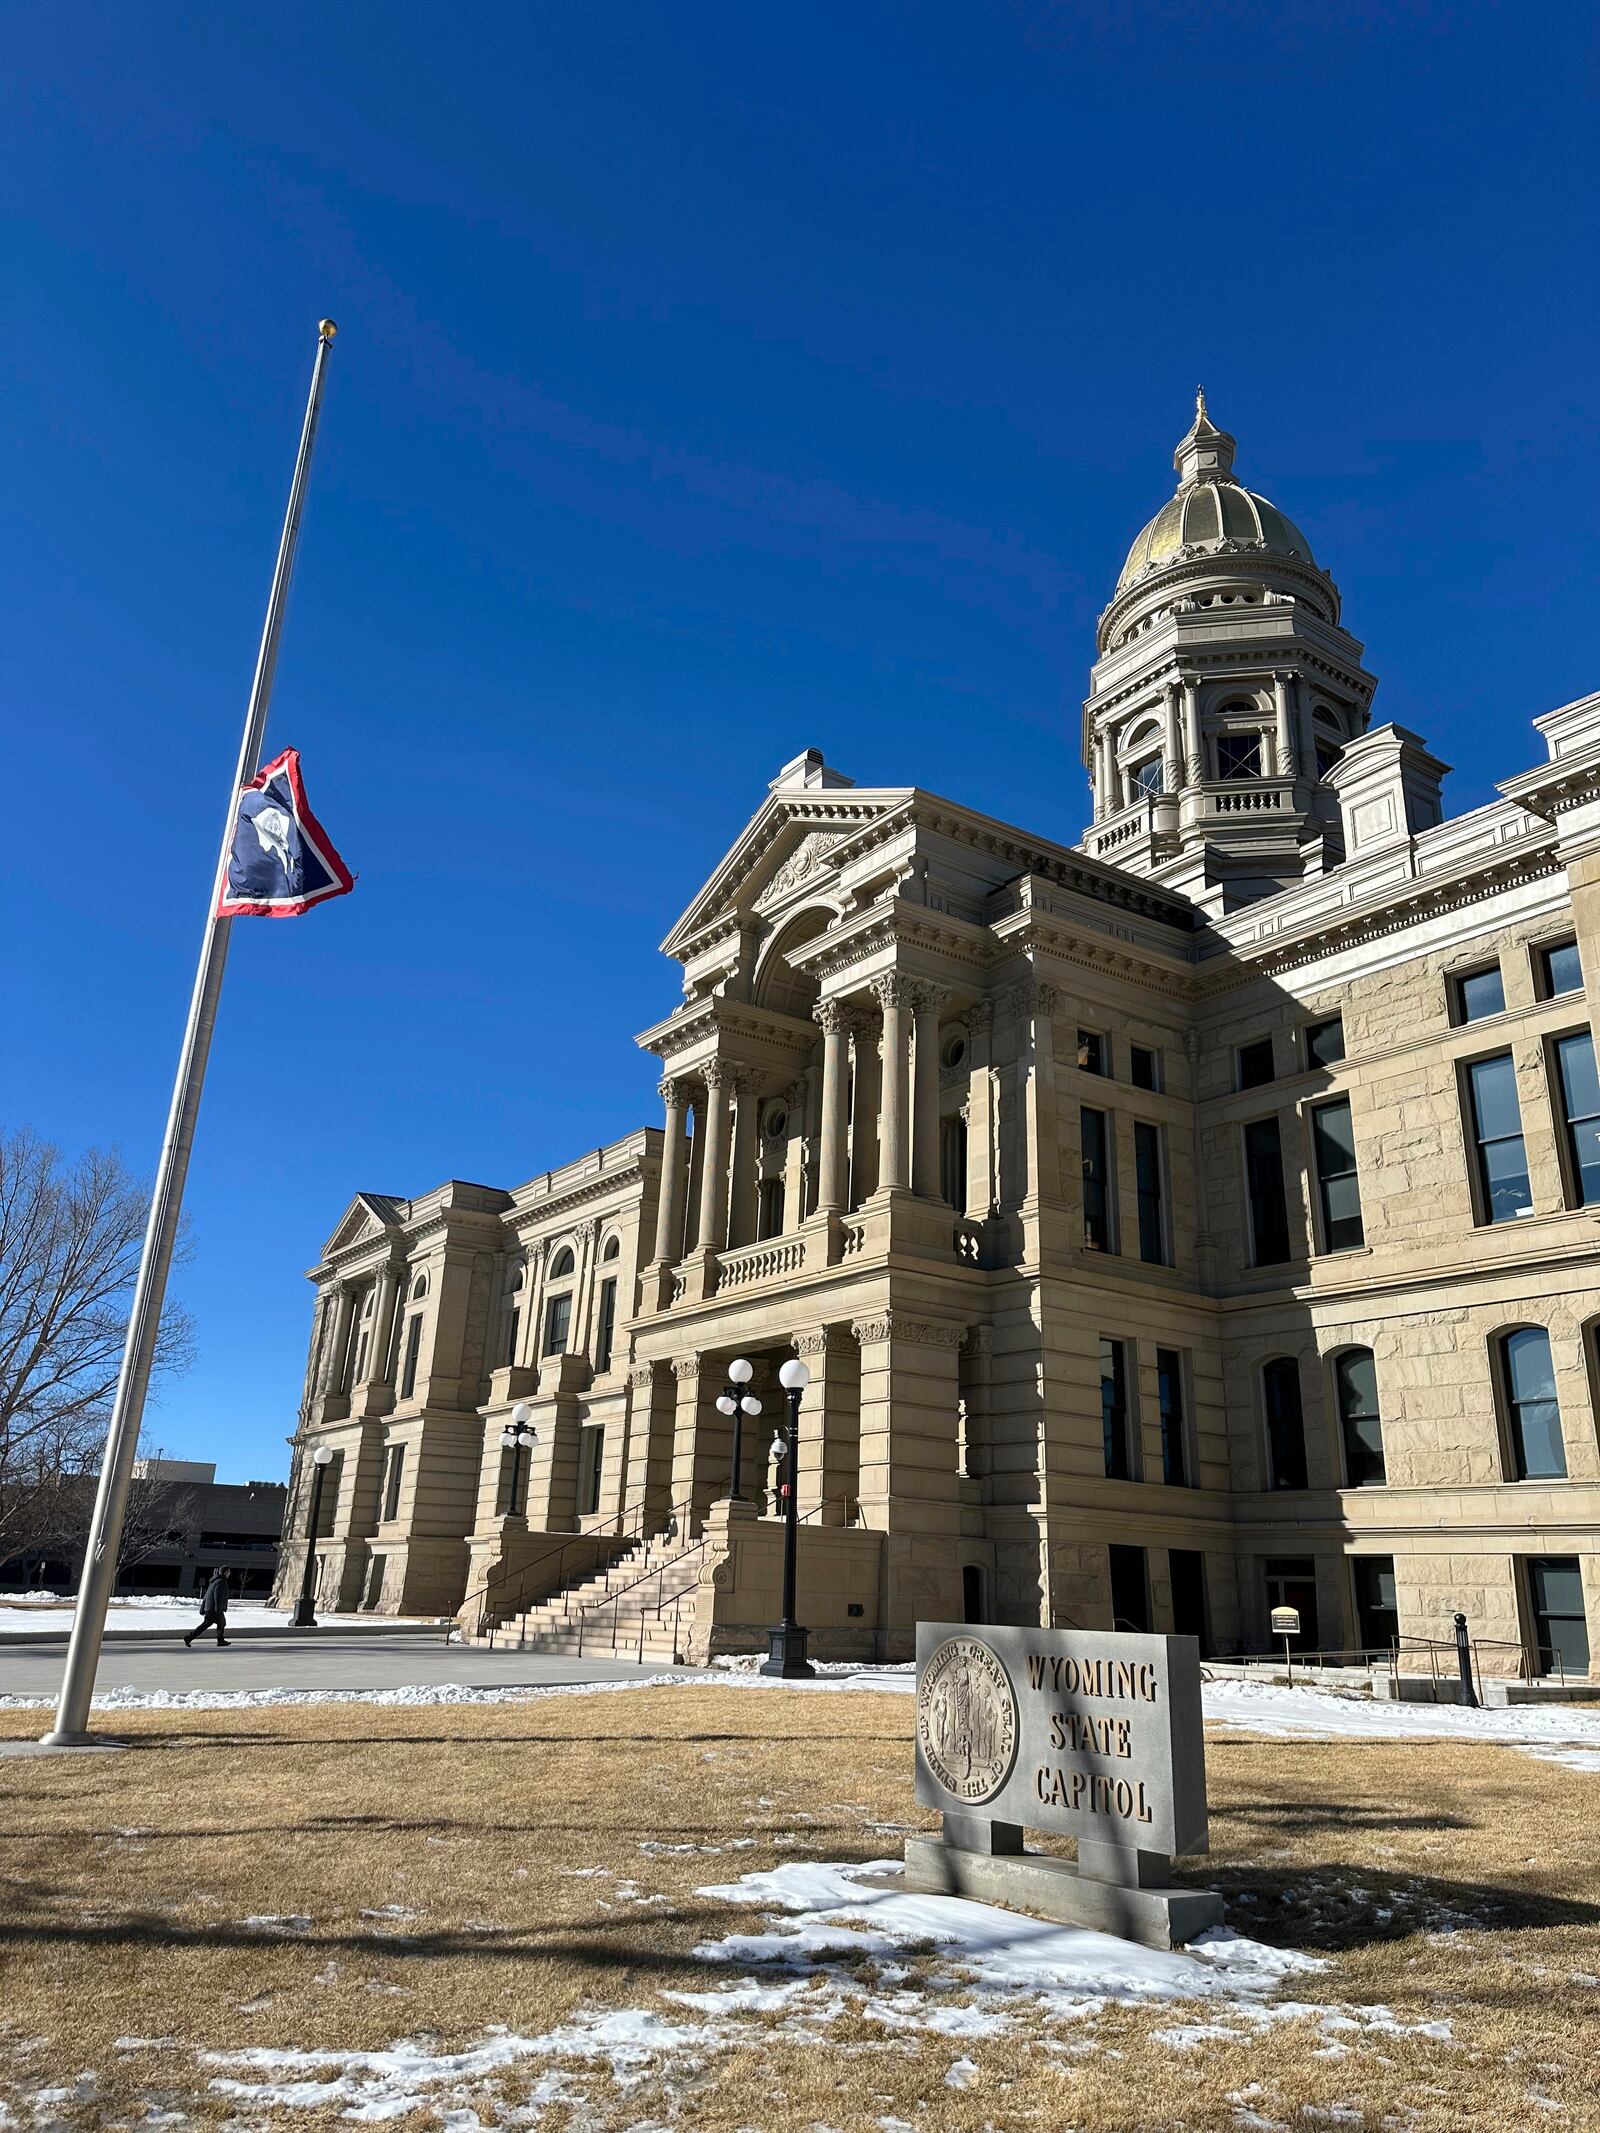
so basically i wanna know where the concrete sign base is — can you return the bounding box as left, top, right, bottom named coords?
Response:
left=904, top=1819, right=1223, bottom=1950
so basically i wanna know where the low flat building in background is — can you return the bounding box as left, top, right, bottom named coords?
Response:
left=273, top=398, right=1600, bottom=1684
left=2, top=1461, right=286, bottom=1601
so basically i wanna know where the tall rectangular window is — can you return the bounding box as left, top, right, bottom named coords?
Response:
left=1217, top=732, right=1262, bottom=780
left=1077, top=1029, right=1107, bottom=1076
left=1528, top=1558, right=1590, bottom=1678
left=1156, top=1347, right=1188, bottom=1487
left=1237, top=1038, right=1276, bottom=1090
left=1134, top=1121, right=1167, bottom=1265
left=503, top=1309, right=521, bottom=1370
left=1311, top=1098, right=1365, bottom=1250
left=1169, top=1549, right=1209, bottom=1653
left=1336, top=1348, right=1386, bottom=1487
left=1263, top=1358, right=1308, bottom=1489
left=543, top=1292, right=572, bottom=1357
left=1553, top=1031, right=1600, bottom=1208
left=1100, top=1338, right=1133, bottom=1480
left=1305, top=1014, right=1345, bottom=1068
left=1243, top=1116, right=1291, bottom=1265
left=1500, top=1327, right=1566, bottom=1479
left=940, top=1116, right=969, bottom=1208
left=578, top=1425, right=605, bottom=1518
left=1452, top=962, right=1506, bottom=1025
left=1538, top=939, right=1583, bottom=998
left=595, top=1279, right=618, bottom=1373
left=1130, top=1044, right=1162, bottom=1092
left=399, top=1315, right=423, bottom=1400
left=1464, top=1053, right=1533, bottom=1223
left=1081, top=1107, right=1114, bottom=1252
left=1108, top=1544, right=1151, bottom=1632
left=1264, top=1558, right=1319, bottom=1651
left=1353, top=1556, right=1399, bottom=1653
left=757, top=1177, right=786, bottom=1239
left=382, top=1444, right=406, bottom=1523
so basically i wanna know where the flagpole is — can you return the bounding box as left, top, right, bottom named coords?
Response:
left=43, top=319, right=339, bottom=1747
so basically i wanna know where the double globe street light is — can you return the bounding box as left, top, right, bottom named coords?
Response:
left=716, top=1357, right=763, bottom=1501
left=291, top=1443, right=336, bottom=1629
left=502, top=1402, right=538, bottom=1519
left=761, top=1357, right=814, bottom=1679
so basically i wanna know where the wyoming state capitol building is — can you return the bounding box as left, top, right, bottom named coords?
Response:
left=274, top=396, right=1600, bottom=1680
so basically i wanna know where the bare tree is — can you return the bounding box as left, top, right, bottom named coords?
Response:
left=0, top=1129, right=194, bottom=1556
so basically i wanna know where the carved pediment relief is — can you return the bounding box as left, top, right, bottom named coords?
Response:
left=753, top=827, right=849, bottom=911
left=324, top=1192, right=404, bottom=1258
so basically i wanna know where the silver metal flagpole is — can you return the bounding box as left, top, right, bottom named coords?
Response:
left=42, top=319, right=339, bottom=1747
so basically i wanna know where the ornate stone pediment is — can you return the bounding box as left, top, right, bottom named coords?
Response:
left=662, top=788, right=906, bottom=956
left=323, top=1192, right=406, bottom=1258
left=753, top=827, right=850, bottom=911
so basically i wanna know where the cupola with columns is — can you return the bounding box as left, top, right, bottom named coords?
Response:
left=1080, top=392, right=1378, bottom=912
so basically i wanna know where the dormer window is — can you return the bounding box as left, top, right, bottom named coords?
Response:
left=1216, top=732, right=1263, bottom=780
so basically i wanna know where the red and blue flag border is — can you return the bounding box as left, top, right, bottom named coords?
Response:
left=215, top=746, right=355, bottom=918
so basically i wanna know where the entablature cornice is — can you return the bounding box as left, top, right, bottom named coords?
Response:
left=637, top=994, right=821, bottom=1069
left=1498, top=747, right=1600, bottom=826
left=504, top=1159, right=653, bottom=1243
left=1200, top=835, right=1563, bottom=992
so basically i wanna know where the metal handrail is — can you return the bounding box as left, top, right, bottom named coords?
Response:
left=452, top=1485, right=697, bottom=1643
left=524, top=1493, right=858, bottom=1663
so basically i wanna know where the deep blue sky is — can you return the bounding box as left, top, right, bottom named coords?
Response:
left=4, top=2, right=1596, bottom=1483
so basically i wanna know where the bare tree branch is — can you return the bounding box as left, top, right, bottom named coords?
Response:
left=0, top=1129, right=194, bottom=1551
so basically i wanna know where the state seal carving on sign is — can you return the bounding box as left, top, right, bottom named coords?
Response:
left=918, top=1636, right=1019, bottom=1803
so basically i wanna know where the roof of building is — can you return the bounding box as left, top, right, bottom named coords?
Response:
left=1115, top=390, right=1317, bottom=593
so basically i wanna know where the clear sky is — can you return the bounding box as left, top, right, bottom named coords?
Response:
left=4, top=2, right=1596, bottom=1483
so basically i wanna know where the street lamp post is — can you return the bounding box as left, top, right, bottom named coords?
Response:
left=502, top=1403, right=538, bottom=1517
left=715, top=1357, right=762, bottom=1501
left=761, top=1358, right=814, bottom=1679
left=290, top=1444, right=336, bottom=1628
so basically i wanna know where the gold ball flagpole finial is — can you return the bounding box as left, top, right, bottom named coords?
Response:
left=319, top=319, right=339, bottom=341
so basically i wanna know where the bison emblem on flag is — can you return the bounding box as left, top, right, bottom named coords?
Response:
left=217, top=747, right=354, bottom=917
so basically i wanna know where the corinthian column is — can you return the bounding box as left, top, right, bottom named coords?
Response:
left=911, top=983, right=950, bottom=1200
left=652, top=1077, right=689, bottom=1263
left=813, top=999, right=852, bottom=1214
left=1273, top=670, right=1297, bottom=778
left=727, top=1072, right=759, bottom=1247
left=361, top=1262, right=401, bottom=1388
left=694, top=1061, right=734, bottom=1252
left=871, top=975, right=914, bottom=1193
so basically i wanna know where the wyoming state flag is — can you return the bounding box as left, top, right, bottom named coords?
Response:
left=216, top=748, right=355, bottom=918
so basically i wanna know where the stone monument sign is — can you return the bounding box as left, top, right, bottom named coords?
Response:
left=904, top=1622, right=1223, bottom=1948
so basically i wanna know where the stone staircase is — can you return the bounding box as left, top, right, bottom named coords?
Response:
left=490, top=1524, right=704, bottom=1661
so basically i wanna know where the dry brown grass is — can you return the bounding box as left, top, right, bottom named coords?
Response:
left=3, top=1688, right=1600, bottom=2131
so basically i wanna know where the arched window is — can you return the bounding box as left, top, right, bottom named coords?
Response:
left=1262, top=1358, right=1308, bottom=1490
left=1335, top=1349, right=1386, bottom=1487
left=501, top=1263, right=525, bottom=1370
left=409, top=1271, right=429, bottom=1302
left=1498, top=1327, right=1566, bottom=1479
left=1213, top=701, right=1265, bottom=782
left=542, top=1246, right=576, bottom=1356
left=602, top=1234, right=621, bottom=1262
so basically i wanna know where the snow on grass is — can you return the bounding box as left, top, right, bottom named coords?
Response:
left=1203, top=1677, right=1600, bottom=1749
left=0, top=1599, right=444, bottom=1636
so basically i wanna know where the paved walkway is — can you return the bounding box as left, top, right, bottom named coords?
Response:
left=0, top=1631, right=663, bottom=1703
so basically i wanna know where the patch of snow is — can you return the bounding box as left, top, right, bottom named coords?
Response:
left=1203, top=1677, right=1600, bottom=1750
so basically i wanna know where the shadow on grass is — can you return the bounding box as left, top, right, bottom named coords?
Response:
left=1194, top=1863, right=1600, bottom=1952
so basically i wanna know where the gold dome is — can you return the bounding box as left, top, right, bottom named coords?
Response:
left=1115, top=391, right=1317, bottom=594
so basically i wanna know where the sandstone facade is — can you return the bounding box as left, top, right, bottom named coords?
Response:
left=274, top=400, right=1600, bottom=1680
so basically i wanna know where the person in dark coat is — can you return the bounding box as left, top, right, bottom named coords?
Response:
left=184, top=1569, right=232, bottom=1648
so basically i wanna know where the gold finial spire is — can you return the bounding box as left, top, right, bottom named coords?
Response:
left=1196, top=384, right=1207, bottom=420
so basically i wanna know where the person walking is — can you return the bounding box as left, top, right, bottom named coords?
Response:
left=184, top=1569, right=232, bottom=1648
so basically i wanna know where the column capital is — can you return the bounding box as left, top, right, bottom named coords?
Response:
left=627, top=1361, right=659, bottom=1391
left=657, top=1074, right=690, bottom=1107
left=813, top=997, right=855, bottom=1036
left=671, top=1354, right=703, bottom=1382
left=1005, top=979, right=1059, bottom=1021
left=700, top=1058, right=736, bottom=1092
left=909, top=980, right=951, bottom=1017
left=965, top=998, right=994, bottom=1035
left=850, top=1311, right=966, bottom=1349
left=792, top=1325, right=853, bottom=1360
left=870, top=972, right=916, bottom=1013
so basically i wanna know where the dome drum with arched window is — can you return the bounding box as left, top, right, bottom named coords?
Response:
left=1080, top=393, right=1380, bottom=912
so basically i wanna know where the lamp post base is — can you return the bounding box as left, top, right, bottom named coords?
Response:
left=760, top=1623, right=815, bottom=1679
left=289, top=1601, right=318, bottom=1629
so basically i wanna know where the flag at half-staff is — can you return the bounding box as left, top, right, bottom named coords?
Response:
left=217, top=747, right=354, bottom=917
